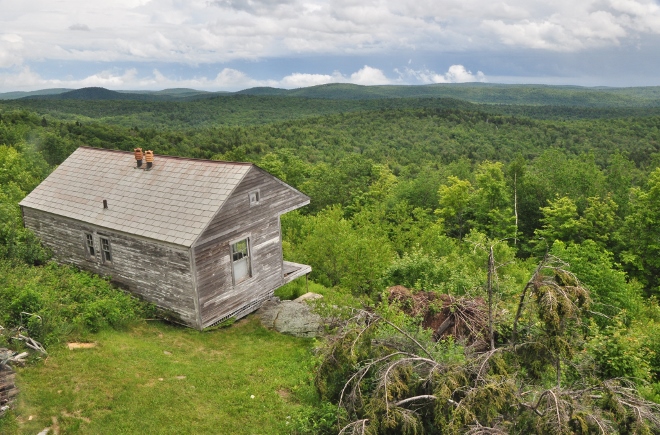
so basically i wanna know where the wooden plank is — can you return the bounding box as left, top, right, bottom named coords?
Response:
left=192, top=166, right=310, bottom=327
left=22, top=208, right=198, bottom=327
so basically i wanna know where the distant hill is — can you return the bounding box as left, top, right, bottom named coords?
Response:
left=16, top=87, right=221, bottom=102
left=4, top=83, right=660, bottom=106
left=265, top=83, right=660, bottom=107
left=21, top=87, right=144, bottom=101
left=58, top=87, right=128, bottom=100
left=116, top=88, right=221, bottom=99
left=237, top=83, right=660, bottom=106
left=236, top=87, right=290, bottom=96
left=0, top=88, right=71, bottom=100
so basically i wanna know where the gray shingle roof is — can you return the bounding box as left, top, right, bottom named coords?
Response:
left=19, top=147, right=252, bottom=246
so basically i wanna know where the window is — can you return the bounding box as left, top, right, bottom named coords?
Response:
left=248, top=190, right=260, bottom=206
left=85, top=233, right=95, bottom=257
left=100, top=237, right=112, bottom=263
left=231, top=238, right=251, bottom=284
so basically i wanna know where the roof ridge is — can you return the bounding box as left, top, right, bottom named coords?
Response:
left=78, top=146, right=254, bottom=166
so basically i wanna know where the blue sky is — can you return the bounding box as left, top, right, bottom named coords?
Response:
left=1, top=0, right=660, bottom=92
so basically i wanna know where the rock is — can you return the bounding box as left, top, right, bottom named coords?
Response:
left=293, top=292, right=323, bottom=303
left=258, top=300, right=324, bottom=338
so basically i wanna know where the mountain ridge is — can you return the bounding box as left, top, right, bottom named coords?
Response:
left=2, top=83, right=660, bottom=107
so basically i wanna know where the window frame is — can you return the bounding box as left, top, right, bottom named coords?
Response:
left=230, top=237, right=252, bottom=285
left=248, top=189, right=260, bottom=207
left=84, top=233, right=96, bottom=259
left=100, top=237, right=113, bottom=264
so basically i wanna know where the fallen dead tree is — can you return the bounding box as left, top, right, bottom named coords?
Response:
left=316, top=257, right=660, bottom=434
left=0, top=350, right=19, bottom=417
left=387, top=286, right=489, bottom=349
left=0, top=325, right=47, bottom=418
left=321, top=309, right=660, bottom=435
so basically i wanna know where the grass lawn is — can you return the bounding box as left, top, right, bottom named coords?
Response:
left=2, top=317, right=318, bottom=434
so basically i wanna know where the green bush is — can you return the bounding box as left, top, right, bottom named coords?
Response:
left=587, top=317, right=654, bottom=382
left=0, top=261, right=154, bottom=346
left=293, top=401, right=344, bottom=435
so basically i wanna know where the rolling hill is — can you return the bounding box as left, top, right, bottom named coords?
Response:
left=3, top=83, right=660, bottom=107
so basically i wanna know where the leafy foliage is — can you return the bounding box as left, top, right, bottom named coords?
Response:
left=0, top=261, right=154, bottom=345
left=2, top=91, right=660, bottom=431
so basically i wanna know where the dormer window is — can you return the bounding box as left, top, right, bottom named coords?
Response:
left=249, top=190, right=260, bottom=206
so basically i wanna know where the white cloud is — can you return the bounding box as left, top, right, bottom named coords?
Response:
left=0, top=34, right=24, bottom=68
left=0, top=65, right=397, bottom=92
left=1, top=0, right=660, bottom=89
left=1, top=0, right=656, bottom=70
left=279, top=72, right=344, bottom=88
left=441, top=65, right=486, bottom=83
left=401, top=65, right=487, bottom=84
left=349, top=66, right=392, bottom=85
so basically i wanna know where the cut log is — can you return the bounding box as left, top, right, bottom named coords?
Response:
left=434, top=317, right=455, bottom=339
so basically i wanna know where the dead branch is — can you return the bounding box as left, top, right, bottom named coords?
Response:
left=393, top=395, right=437, bottom=407
left=338, top=419, right=369, bottom=435
left=14, top=334, right=47, bottom=354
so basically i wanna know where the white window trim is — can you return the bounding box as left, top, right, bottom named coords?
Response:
left=229, top=236, right=252, bottom=285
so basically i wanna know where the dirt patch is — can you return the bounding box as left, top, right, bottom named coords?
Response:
left=67, top=343, right=97, bottom=350
left=277, top=389, right=291, bottom=401
left=61, top=410, right=91, bottom=423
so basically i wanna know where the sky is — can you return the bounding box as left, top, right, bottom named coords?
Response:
left=1, top=0, right=660, bottom=92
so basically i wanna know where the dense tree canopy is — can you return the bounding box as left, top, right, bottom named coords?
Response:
left=1, top=93, right=660, bottom=433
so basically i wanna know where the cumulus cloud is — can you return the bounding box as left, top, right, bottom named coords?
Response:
left=1, top=0, right=660, bottom=89
left=0, top=66, right=141, bottom=90
left=480, top=0, right=660, bottom=51
left=0, top=34, right=24, bottom=68
left=0, top=65, right=395, bottom=92
left=401, top=65, right=487, bottom=84
left=349, top=66, right=392, bottom=85
left=279, top=72, right=344, bottom=88
left=0, top=0, right=658, bottom=71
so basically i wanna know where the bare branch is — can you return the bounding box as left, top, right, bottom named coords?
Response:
left=394, top=395, right=438, bottom=407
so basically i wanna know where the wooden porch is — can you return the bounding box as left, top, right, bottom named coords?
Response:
left=282, top=261, right=312, bottom=285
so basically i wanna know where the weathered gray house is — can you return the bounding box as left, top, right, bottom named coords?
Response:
left=19, top=147, right=311, bottom=329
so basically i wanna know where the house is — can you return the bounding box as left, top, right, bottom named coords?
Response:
left=19, top=147, right=311, bottom=329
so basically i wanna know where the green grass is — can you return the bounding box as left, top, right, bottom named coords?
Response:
left=3, top=317, right=318, bottom=434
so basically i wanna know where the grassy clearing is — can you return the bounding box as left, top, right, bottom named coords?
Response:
left=3, top=317, right=318, bottom=434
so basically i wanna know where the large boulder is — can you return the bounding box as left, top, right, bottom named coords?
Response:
left=258, top=296, right=324, bottom=338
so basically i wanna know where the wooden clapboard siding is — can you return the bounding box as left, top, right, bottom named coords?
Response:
left=193, top=166, right=309, bottom=328
left=22, top=207, right=198, bottom=327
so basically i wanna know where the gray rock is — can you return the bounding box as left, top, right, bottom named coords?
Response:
left=258, top=300, right=324, bottom=338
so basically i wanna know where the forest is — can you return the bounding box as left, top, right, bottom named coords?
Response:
left=1, top=86, right=660, bottom=433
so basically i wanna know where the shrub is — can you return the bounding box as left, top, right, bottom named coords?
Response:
left=0, top=261, right=154, bottom=346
